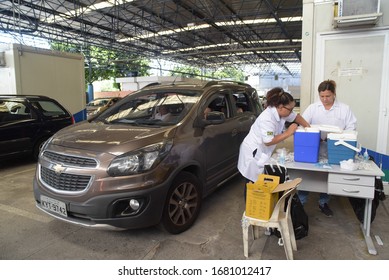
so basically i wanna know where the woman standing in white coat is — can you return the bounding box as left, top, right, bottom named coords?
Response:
left=298, top=79, right=357, bottom=217
left=238, top=87, right=310, bottom=186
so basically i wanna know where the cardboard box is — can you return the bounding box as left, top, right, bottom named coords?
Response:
left=245, top=174, right=301, bottom=220
left=327, top=131, right=358, bottom=164
left=294, top=127, right=321, bottom=163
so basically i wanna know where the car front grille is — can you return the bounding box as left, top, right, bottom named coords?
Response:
left=40, top=166, right=91, bottom=192
left=43, top=151, right=97, bottom=168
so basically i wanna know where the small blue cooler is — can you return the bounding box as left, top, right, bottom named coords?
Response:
left=294, top=127, right=320, bottom=163
left=327, top=131, right=358, bottom=164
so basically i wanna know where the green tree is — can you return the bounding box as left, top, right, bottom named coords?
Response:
left=211, top=67, right=245, bottom=82
left=170, top=65, right=245, bottom=81
left=50, top=42, right=150, bottom=86
left=170, top=65, right=201, bottom=78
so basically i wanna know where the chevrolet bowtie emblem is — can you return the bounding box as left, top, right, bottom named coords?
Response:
left=53, top=164, right=66, bottom=174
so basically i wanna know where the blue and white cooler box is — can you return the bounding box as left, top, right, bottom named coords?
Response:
left=294, top=127, right=321, bottom=163
left=327, top=131, right=359, bottom=164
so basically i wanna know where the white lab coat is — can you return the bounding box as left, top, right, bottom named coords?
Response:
left=154, top=112, right=172, bottom=121
left=238, top=106, right=297, bottom=182
left=302, top=100, right=357, bottom=139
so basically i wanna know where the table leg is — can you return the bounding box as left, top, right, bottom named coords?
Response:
left=361, top=198, right=377, bottom=255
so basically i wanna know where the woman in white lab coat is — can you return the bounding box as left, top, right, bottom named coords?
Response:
left=298, top=79, right=357, bottom=217
left=238, top=87, right=310, bottom=185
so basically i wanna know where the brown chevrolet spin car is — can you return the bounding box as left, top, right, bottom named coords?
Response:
left=33, top=80, right=263, bottom=233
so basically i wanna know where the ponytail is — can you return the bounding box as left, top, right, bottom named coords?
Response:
left=266, top=87, right=294, bottom=107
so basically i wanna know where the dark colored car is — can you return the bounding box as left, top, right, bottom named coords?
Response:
left=33, top=80, right=262, bottom=233
left=0, top=95, right=74, bottom=161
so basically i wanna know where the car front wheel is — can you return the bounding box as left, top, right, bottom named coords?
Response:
left=161, top=171, right=202, bottom=234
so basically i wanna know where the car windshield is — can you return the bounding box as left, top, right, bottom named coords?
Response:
left=93, top=90, right=201, bottom=126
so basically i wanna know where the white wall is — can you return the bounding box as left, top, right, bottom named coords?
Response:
left=0, top=44, right=17, bottom=93
left=247, top=75, right=301, bottom=97
left=0, top=44, right=86, bottom=120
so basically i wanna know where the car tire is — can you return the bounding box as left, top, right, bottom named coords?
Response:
left=161, top=171, right=202, bottom=234
left=33, top=137, right=48, bottom=161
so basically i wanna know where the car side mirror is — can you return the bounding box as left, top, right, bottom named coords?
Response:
left=193, top=111, right=225, bottom=128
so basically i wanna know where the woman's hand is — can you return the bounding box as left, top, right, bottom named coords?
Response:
left=294, top=114, right=310, bottom=128
left=286, top=122, right=298, bottom=136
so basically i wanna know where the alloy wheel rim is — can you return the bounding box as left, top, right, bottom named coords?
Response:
left=168, top=182, right=198, bottom=226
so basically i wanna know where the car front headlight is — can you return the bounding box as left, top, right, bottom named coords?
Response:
left=107, top=140, right=173, bottom=176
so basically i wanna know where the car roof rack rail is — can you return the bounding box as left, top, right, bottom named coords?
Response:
left=142, top=82, right=161, bottom=89
left=203, top=80, right=250, bottom=88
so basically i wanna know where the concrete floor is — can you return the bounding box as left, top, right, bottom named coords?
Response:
left=249, top=193, right=389, bottom=260
left=0, top=156, right=388, bottom=261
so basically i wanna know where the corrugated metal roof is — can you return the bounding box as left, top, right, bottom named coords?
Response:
left=0, top=0, right=302, bottom=76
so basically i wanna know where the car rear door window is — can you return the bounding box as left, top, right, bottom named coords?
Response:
left=32, top=100, right=68, bottom=118
left=0, top=101, right=32, bottom=122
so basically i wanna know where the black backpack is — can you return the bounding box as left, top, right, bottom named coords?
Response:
left=348, top=156, right=386, bottom=224
left=349, top=177, right=385, bottom=224
left=264, top=164, right=309, bottom=240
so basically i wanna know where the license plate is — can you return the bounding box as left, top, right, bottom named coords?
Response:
left=40, top=195, right=68, bottom=217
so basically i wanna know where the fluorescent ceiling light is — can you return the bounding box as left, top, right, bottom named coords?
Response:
left=161, top=39, right=302, bottom=55
left=43, top=0, right=134, bottom=23
left=118, top=16, right=302, bottom=42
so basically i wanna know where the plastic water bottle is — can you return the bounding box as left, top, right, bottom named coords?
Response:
left=363, top=148, right=369, bottom=162
left=279, top=149, right=286, bottom=165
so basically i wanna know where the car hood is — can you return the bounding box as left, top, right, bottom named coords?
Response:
left=49, top=121, right=176, bottom=154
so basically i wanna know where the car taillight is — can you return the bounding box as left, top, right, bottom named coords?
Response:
left=71, top=115, right=75, bottom=124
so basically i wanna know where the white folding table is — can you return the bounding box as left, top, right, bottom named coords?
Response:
left=285, top=160, right=384, bottom=255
